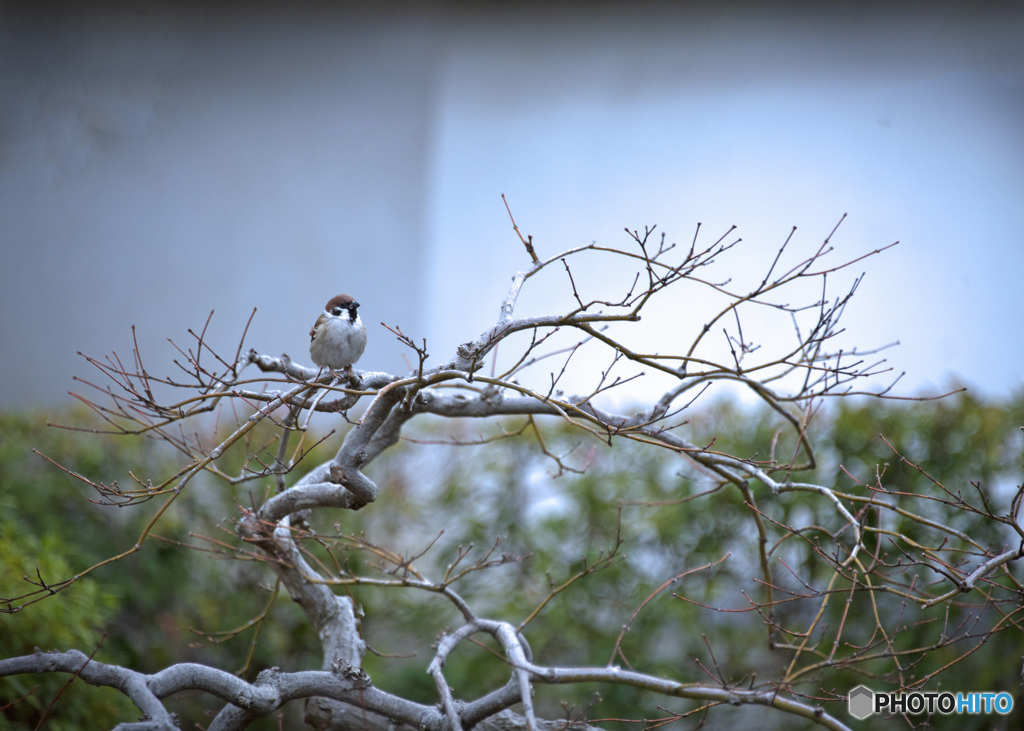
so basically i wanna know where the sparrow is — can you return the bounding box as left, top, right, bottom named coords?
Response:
left=309, top=294, right=367, bottom=379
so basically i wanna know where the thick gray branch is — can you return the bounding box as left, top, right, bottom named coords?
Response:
left=521, top=661, right=851, bottom=731
left=0, top=649, right=175, bottom=729
left=237, top=516, right=363, bottom=668
left=0, top=650, right=429, bottom=730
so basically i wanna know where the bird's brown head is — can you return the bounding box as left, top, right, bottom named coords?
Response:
left=325, top=294, right=358, bottom=315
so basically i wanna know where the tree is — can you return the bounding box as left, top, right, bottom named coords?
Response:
left=2, top=210, right=1022, bottom=730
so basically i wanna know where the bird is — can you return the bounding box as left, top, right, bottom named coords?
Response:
left=309, top=294, right=367, bottom=380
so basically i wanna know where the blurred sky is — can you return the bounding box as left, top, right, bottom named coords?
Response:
left=2, top=1, right=1023, bottom=411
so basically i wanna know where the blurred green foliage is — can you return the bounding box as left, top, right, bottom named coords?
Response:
left=2, top=390, right=1023, bottom=728
left=0, top=409, right=310, bottom=729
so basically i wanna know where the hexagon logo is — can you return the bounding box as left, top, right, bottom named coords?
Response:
left=848, top=685, right=874, bottom=720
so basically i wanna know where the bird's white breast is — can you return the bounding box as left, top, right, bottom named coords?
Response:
left=310, top=314, right=367, bottom=369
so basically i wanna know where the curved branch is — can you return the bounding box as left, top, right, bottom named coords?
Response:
left=0, top=649, right=442, bottom=730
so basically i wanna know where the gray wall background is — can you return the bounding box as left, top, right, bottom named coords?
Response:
left=2, top=2, right=1022, bottom=409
